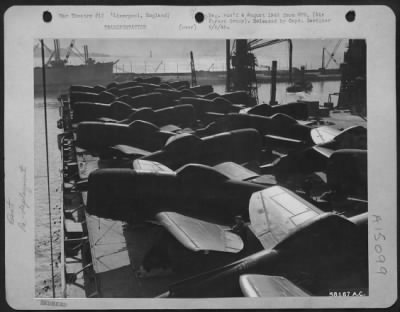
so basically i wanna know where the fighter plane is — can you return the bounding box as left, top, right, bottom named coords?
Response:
left=195, top=113, right=315, bottom=149
left=86, top=160, right=268, bottom=224
left=260, top=125, right=367, bottom=182
left=156, top=186, right=368, bottom=297
left=140, top=129, right=262, bottom=170
left=244, top=102, right=309, bottom=120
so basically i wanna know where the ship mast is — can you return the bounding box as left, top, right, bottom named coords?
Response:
left=190, top=51, right=197, bottom=87
left=84, top=45, right=89, bottom=64
left=54, top=39, right=61, bottom=63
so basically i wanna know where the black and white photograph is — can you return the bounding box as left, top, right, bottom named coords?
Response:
left=34, top=38, right=368, bottom=298
left=4, top=5, right=396, bottom=309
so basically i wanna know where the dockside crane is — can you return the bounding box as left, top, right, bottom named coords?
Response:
left=321, top=40, right=342, bottom=70
left=154, top=61, right=163, bottom=73
left=37, top=40, right=56, bottom=67
left=248, top=39, right=293, bottom=83
left=337, top=39, right=366, bottom=117
left=64, top=40, right=76, bottom=64
left=227, top=39, right=293, bottom=103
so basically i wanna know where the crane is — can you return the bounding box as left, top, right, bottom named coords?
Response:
left=35, top=40, right=56, bottom=67
left=324, top=40, right=342, bottom=69
left=154, top=60, right=163, bottom=73
left=39, top=40, right=56, bottom=67
left=228, top=39, right=293, bottom=102
left=64, top=40, right=76, bottom=64
left=247, top=39, right=293, bottom=82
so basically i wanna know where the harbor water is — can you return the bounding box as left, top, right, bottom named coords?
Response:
left=213, top=80, right=340, bottom=106
left=34, top=79, right=340, bottom=297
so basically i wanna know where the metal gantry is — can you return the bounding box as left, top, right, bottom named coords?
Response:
left=227, top=39, right=293, bottom=102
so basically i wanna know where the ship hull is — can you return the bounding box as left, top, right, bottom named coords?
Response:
left=34, top=62, right=114, bottom=94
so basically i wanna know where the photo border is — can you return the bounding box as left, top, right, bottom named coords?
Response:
left=3, top=4, right=398, bottom=310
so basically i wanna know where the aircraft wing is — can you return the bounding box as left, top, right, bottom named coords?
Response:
left=239, top=275, right=310, bottom=297
left=133, top=159, right=174, bottom=174
left=312, top=145, right=334, bottom=158
left=311, top=126, right=340, bottom=145
left=156, top=212, right=244, bottom=253
left=248, top=175, right=277, bottom=186
left=333, top=125, right=367, bottom=149
left=213, top=162, right=259, bottom=181
left=96, top=117, right=118, bottom=123
left=212, top=162, right=276, bottom=186
left=265, top=134, right=304, bottom=144
left=110, top=144, right=151, bottom=157
left=249, top=186, right=323, bottom=250
left=160, top=124, right=182, bottom=133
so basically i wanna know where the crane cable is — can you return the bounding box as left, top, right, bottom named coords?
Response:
left=40, top=39, right=56, bottom=298
left=325, top=40, right=342, bottom=68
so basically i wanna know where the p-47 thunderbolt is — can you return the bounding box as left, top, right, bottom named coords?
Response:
left=156, top=186, right=367, bottom=297
left=86, top=160, right=268, bottom=224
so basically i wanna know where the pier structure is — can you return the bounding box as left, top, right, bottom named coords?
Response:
left=337, top=40, right=367, bottom=117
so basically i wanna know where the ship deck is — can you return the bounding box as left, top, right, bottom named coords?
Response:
left=85, top=211, right=182, bottom=297
left=60, top=98, right=366, bottom=298
left=63, top=151, right=184, bottom=298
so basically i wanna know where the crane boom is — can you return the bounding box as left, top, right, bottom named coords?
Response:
left=247, top=39, right=287, bottom=51
left=247, top=39, right=293, bottom=83
left=325, top=40, right=342, bottom=68
left=154, top=61, right=163, bottom=73
left=46, top=51, right=55, bottom=66
left=64, top=40, right=75, bottom=63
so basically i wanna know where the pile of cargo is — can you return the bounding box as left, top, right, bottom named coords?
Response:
left=59, top=77, right=368, bottom=298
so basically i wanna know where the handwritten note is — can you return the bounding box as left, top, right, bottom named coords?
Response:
left=6, top=165, right=31, bottom=232
left=372, top=214, right=387, bottom=275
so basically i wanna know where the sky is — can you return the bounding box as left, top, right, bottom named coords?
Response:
left=37, top=38, right=349, bottom=70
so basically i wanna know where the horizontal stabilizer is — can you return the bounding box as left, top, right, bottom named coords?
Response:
left=334, top=125, right=367, bottom=149
left=111, top=144, right=151, bottom=156
left=160, top=124, right=182, bottom=133
left=312, top=145, right=334, bottom=158
left=213, top=162, right=259, bottom=181
left=311, top=126, right=340, bottom=145
left=97, top=117, right=118, bottom=123
left=249, top=186, right=323, bottom=250
left=265, top=134, right=303, bottom=144
left=156, top=212, right=243, bottom=253
left=133, top=159, right=174, bottom=174
left=240, top=275, right=310, bottom=297
left=248, top=175, right=277, bottom=186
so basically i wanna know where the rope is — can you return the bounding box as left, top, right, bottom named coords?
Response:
left=72, top=46, right=86, bottom=62
left=114, top=64, right=130, bottom=73
left=40, top=39, right=56, bottom=298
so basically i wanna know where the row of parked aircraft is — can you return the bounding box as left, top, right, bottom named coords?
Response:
left=63, top=76, right=368, bottom=297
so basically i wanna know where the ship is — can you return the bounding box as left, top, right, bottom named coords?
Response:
left=34, top=40, right=115, bottom=94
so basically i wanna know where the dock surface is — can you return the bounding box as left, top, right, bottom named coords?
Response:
left=85, top=212, right=182, bottom=297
